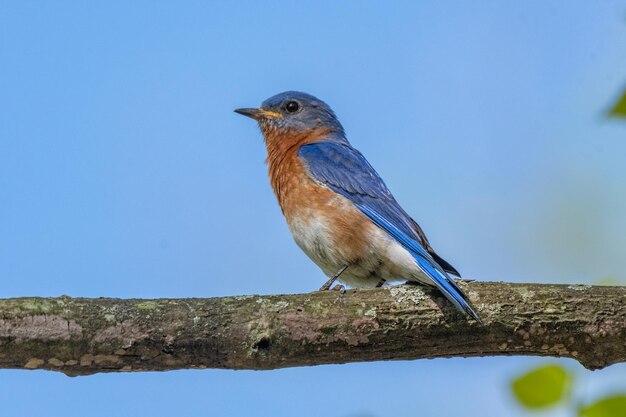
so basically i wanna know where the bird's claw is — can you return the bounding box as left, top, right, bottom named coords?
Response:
left=332, top=284, right=346, bottom=293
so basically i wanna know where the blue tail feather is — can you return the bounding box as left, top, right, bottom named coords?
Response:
left=357, top=205, right=481, bottom=323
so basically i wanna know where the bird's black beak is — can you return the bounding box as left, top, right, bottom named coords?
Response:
left=234, top=108, right=283, bottom=121
left=234, top=108, right=263, bottom=120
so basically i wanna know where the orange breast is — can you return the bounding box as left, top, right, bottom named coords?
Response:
left=264, top=129, right=373, bottom=265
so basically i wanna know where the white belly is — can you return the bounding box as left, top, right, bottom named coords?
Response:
left=287, top=212, right=432, bottom=288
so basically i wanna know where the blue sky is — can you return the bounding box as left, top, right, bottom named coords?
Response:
left=1, top=2, right=625, bottom=416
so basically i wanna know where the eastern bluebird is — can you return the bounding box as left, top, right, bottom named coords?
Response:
left=235, top=91, right=480, bottom=322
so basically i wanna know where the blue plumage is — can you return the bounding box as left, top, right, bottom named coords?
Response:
left=358, top=205, right=481, bottom=323
left=299, top=142, right=481, bottom=322
left=299, top=143, right=419, bottom=241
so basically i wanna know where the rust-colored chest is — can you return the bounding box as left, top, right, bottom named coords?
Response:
left=264, top=129, right=336, bottom=220
left=262, top=129, right=373, bottom=271
left=266, top=143, right=335, bottom=221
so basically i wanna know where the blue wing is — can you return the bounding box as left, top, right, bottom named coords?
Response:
left=299, top=141, right=480, bottom=322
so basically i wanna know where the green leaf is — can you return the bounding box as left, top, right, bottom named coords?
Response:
left=511, top=364, right=573, bottom=409
left=579, top=395, right=626, bottom=417
left=609, top=89, right=626, bottom=118
left=597, top=277, right=623, bottom=286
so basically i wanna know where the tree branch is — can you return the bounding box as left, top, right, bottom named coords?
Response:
left=0, top=281, right=623, bottom=376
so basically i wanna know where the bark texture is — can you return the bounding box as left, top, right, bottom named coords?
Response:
left=0, top=281, right=624, bottom=376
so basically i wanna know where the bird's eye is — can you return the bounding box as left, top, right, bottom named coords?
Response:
left=285, top=101, right=300, bottom=113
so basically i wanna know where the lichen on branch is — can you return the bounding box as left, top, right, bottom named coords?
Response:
left=0, top=281, right=624, bottom=376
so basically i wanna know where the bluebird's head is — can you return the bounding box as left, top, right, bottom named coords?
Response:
left=235, top=91, right=345, bottom=139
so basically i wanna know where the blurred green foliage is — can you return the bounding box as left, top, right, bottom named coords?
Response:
left=511, top=364, right=572, bottom=409
left=609, top=89, right=626, bottom=118
left=512, top=364, right=626, bottom=416
left=596, top=277, right=622, bottom=286
left=579, top=396, right=626, bottom=417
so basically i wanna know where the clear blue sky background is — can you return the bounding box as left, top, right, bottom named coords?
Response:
left=1, top=2, right=626, bottom=416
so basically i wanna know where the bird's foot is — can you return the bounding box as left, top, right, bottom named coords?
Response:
left=332, top=284, right=346, bottom=293
left=319, top=279, right=335, bottom=291
left=318, top=265, right=349, bottom=291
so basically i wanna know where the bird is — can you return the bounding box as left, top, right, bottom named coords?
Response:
left=235, top=91, right=480, bottom=322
